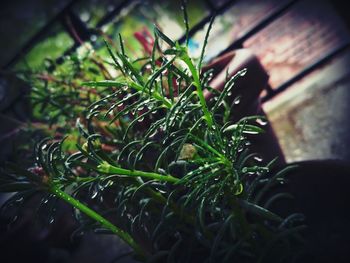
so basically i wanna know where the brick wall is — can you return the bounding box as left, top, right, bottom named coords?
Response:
left=243, top=0, right=350, bottom=88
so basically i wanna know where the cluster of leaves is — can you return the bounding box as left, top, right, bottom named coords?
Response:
left=0, top=10, right=305, bottom=263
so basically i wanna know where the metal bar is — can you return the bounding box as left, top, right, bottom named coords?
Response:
left=2, top=0, right=78, bottom=70
left=217, top=0, right=298, bottom=56
left=204, top=0, right=217, bottom=11
left=55, top=0, right=134, bottom=64
left=96, top=0, right=132, bottom=28
left=61, top=10, right=92, bottom=44
left=261, top=42, right=350, bottom=103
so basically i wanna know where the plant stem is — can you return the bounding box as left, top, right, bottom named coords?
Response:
left=181, top=54, right=213, bottom=127
left=50, top=184, right=146, bottom=259
left=97, top=161, right=179, bottom=183
left=129, top=81, right=172, bottom=109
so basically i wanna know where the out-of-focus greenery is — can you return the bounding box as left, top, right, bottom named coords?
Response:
left=14, top=25, right=74, bottom=71
left=0, top=0, right=71, bottom=67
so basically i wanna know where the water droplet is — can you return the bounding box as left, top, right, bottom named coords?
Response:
left=122, top=86, right=128, bottom=91
left=148, top=130, right=157, bottom=138
left=16, top=197, right=24, bottom=203
left=233, top=96, right=241, bottom=105
left=254, top=156, right=263, bottom=162
left=238, top=68, right=247, bottom=77
left=49, top=217, right=55, bottom=224
left=92, top=104, right=100, bottom=111
left=227, top=91, right=232, bottom=97
left=243, top=130, right=259, bottom=135
left=157, top=168, right=166, bottom=174
left=90, top=35, right=97, bottom=42
left=11, top=215, right=19, bottom=225
left=91, top=190, right=98, bottom=199
left=256, top=118, right=268, bottom=126
left=137, top=117, right=144, bottom=122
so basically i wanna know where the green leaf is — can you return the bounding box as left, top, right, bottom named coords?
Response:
left=198, top=15, right=215, bottom=71
left=154, top=27, right=175, bottom=47
left=223, top=124, right=265, bottom=135
left=238, top=199, right=283, bottom=222
left=82, top=80, right=126, bottom=87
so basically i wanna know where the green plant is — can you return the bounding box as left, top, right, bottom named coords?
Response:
left=0, top=7, right=305, bottom=263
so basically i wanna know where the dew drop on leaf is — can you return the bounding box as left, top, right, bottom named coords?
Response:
left=16, top=197, right=24, bottom=204
left=91, top=190, right=98, bottom=199
left=49, top=217, right=55, bottom=224
left=10, top=215, right=19, bottom=225
left=254, top=156, right=263, bottom=162
left=238, top=68, right=247, bottom=77
left=243, top=130, right=259, bottom=135
left=256, top=118, right=268, bottom=126
left=233, top=96, right=241, bottom=105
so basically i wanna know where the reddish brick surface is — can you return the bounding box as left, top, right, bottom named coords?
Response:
left=221, top=0, right=290, bottom=41
left=243, top=0, right=350, bottom=88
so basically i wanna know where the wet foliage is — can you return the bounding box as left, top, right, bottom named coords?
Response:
left=0, top=5, right=305, bottom=263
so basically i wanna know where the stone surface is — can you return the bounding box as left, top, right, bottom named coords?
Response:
left=263, top=49, right=350, bottom=162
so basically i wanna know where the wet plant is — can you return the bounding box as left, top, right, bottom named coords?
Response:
left=0, top=7, right=305, bottom=263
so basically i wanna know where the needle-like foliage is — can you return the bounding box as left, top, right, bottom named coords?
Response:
left=0, top=11, right=305, bottom=263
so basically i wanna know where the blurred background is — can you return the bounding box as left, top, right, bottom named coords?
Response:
left=1, top=0, right=350, bottom=163
left=1, top=0, right=350, bottom=262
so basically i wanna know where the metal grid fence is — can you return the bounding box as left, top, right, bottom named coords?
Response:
left=2, top=0, right=350, bottom=102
